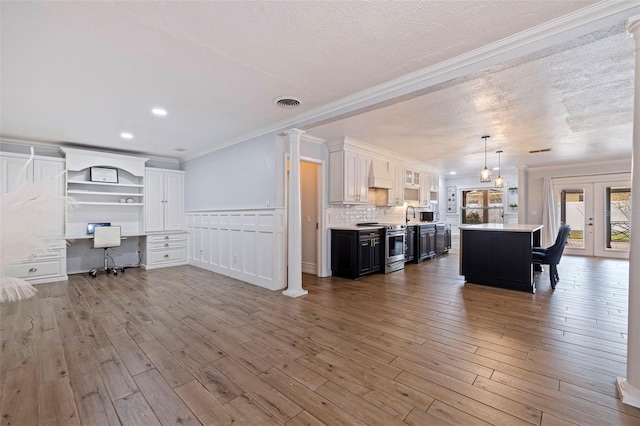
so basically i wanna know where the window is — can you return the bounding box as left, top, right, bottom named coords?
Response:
left=461, top=189, right=504, bottom=224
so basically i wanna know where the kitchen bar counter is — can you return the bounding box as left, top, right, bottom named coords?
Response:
left=459, top=223, right=543, bottom=293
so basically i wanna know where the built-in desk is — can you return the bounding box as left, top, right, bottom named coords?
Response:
left=65, top=231, right=188, bottom=274
left=459, top=223, right=543, bottom=293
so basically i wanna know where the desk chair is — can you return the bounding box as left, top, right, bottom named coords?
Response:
left=89, top=225, right=122, bottom=277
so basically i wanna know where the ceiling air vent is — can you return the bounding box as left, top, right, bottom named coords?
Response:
left=274, top=96, right=301, bottom=109
left=529, top=148, right=552, bottom=154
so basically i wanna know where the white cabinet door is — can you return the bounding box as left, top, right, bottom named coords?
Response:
left=164, top=171, right=184, bottom=231
left=356, top=154, right=370, bottom=204
left=145, top=169, right=185, bottom=232
left=343, top=151, right=359, bottom=203
left=387, top=162, right=404, bottom=206
left=33, top=159, right=65, bottom=236
left=1, top=156, right=33, bottom=195
left=145, top=169, right=165, bottom=232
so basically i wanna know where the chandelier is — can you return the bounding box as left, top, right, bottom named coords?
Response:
left=495, top=150, right=504, bottom=188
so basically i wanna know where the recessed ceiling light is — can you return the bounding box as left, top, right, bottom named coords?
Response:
left=120, top=132, right=133, bottom=139
left=450, top=171, right=456, bottom=175
left=152, top=107, right=167, bottom=116
left=273, top=96, right=301, bottom=108
left=493, top=166, right=500, bottom=170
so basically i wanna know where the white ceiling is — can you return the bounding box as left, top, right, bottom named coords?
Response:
left=1, top=1, right=638, bottom=175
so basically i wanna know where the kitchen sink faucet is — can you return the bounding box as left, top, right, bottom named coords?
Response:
left=406, top=205, right=416, bottom=224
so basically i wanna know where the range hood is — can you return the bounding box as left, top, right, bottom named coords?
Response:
left=368, top=159, right=393, bottom=189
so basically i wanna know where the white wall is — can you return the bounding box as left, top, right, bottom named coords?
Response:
left=523, top=160, right=631, bottom=224
left=182, top=134, right=281, bottom=210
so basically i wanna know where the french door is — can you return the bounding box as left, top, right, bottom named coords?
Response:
left=554, top=175, right=630, bottom=259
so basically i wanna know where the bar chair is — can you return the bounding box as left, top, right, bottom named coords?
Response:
left=532, top=224, right=571, bottom=289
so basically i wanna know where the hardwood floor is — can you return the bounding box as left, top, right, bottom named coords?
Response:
left=2, top=247, right=640, bottom=425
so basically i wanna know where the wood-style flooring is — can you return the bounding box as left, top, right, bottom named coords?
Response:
left=2, top=244, right=640, bottom=425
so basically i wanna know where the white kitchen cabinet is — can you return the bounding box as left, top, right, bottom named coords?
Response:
left=387, top=162, right=404, bottom=206
left=419, top=172, right=439, bottom=206
left=0, top=153, right=67, bottom=284
left=329, top=150, right=370, bottom=204
left=145, top=168, right=185, bottom=232
left=405, top=168, right=420, bottom=188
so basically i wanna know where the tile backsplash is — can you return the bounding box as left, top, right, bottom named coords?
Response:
left=327, top=190, right=432, bottom=227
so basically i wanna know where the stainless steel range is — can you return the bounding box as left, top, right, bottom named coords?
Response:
left=357, top=223, right=406, bottom=273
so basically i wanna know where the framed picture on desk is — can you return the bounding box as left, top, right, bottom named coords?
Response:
left=90, top=167, right=118, bottom=183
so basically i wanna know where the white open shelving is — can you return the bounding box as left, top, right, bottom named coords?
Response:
left=62, top=147, right=149, bottom=238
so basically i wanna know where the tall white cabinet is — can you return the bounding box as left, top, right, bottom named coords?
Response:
left=0, top=153, right=67, bottom=284
left=143, top=168, right=187, bottom=269
left=145, top=168, right=184, bottom=232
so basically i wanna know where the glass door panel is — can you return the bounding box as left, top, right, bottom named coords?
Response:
left=595, top=181, right=630, bottom=259
left=556, top=184, right=593, bottom=256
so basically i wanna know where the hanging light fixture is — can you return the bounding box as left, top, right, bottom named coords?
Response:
left=495, top=150, right=505, bottom=188
left=480, top=135, right=491, bottom=182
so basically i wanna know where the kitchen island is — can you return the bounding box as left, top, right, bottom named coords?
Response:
left=459, top=223, right=543, bottom=293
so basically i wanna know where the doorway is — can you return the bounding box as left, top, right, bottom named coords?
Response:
left=554, top=175, right=630, bottom=259
left=300, top=161, right=319, bottom=275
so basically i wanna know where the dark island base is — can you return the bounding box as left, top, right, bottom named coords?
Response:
left=464, top=275, right=536, bottom=293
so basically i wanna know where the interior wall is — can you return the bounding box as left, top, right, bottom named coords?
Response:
left=523, top=160, right=631, bottom=224
left=182, top=134, right=280, bottom=211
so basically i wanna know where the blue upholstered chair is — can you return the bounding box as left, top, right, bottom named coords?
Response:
left=532, top=224, right=571, bottom=289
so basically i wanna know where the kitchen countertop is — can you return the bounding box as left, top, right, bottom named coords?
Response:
left=330, top=225, right=384, bottom=231
left=459, top=223, right=543, bottom=232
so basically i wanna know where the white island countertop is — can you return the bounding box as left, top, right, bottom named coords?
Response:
left=459, top=223, right=543, bottom=232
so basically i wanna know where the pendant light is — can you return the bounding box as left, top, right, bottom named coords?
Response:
left=495, top=150, right=504, bottom=188
left=480, top=135, right=491, bottom=182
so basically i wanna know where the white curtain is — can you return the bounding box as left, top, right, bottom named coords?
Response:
left=541, top=176, right=557, bottom=246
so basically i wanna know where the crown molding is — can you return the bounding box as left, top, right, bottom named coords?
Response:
left=1, top=137, right=179, bottom=164
left=183, top=0, right=640, bottom=163
left=523, top=158, right=630, bottom=173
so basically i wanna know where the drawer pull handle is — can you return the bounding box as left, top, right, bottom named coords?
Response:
left=164, top=243, right=169, bottom=247
left=164, top=254, right=169, bottom=258
left=28, top=267, right=37, bottom=273
left=164, top=236, right=170, bottom=240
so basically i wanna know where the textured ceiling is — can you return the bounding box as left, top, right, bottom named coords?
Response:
left=308, top=23, right=635, bottom=174
left=1, top=1, right=635, bottom=175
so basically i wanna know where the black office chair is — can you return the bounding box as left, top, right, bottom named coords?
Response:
left=532, top=224, right=571, bottom=289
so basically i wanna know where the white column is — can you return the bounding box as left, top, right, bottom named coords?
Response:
left=617, top=14, right=640, bottom=409
left=283, top=128, right=308, bottom=298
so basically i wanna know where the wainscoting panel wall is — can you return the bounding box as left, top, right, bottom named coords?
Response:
left=186, top=209, right=286, bottom=290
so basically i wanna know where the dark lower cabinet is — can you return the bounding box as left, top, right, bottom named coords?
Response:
left=405, top=225, right=416, bottom=262
left=331, top=229, right=382, bottom=279
left=436, top=223, right=452, bottom=255
left=417, top=224, right=436, bottom=262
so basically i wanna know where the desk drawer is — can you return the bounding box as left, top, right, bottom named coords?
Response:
left=150, top=241, right=186, bottom=250
left=7, top=259, right=64, bottom=280
left=149, top=247, right=187, bottom=264
left=147, top=233, right=188, bottom=244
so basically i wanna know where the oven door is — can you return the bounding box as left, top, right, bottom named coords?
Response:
left=386, top=231, right=406, bottom=263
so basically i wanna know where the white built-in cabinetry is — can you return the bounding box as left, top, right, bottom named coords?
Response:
left=142, top=168, right=187, bottom=269
left=387, top=162, right=404, bottom=206
left=419, top=173, right=439, bottom=206
left=145, top=168, right=184, bottom=232
left=329, top=149, right=370, bottom=204
left=62, top=147, right=148, bottom=237
left=328, top=138, right=440, bottom=208
left=0, top=153, right=67, bottom=284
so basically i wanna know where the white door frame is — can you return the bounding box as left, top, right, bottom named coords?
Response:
left=284, top=153, right=328, bottom=277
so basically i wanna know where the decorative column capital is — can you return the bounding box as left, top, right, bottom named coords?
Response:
left=627, top=14, right=640, bottom=37
left=284, top=128, right=305, bottom=138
